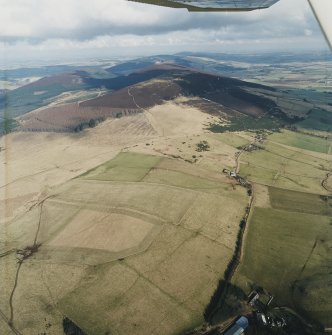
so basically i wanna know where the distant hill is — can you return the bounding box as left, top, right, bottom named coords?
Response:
left=16, top=64, right=312, bottom=133
left=0, top=62, right=191, bottom=124
left=2, top=52, right=321, bottom=134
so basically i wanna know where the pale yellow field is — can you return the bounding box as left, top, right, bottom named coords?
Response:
left=0, top=256, right=87, bottom=335
left=0, top=113, right=157, bottom=222
left=145, top=98, right=215, bottom=137
left=49, top=210, right=155, bottom=252
left=253, top=183, right=271, bottom=208
left=0, top=97, right=250, bottom=335
left=18, top=154, right=247, bottom=335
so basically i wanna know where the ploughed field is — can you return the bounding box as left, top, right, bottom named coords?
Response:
left=1, top=152, right=248, bottom=335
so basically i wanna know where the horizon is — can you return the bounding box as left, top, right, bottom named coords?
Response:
left=1, top=0, right=330, bottom=67
left=2, top=48, right=331, bottom=71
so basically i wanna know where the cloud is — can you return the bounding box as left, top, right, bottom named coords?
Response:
left=0, top=0, right=328, bottom=62
left=0, top=0, right=321, bottom=40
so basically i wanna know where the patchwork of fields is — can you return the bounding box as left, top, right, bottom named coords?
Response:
left=239, top=131, right=332, bottom=194
left=232, top=129, right=332, bottom=329
left=233, top=198, right=332, bottom=327
left=54, top=153, right=247, bottom=335
left=1, top=79, right=332, bottom=334
left=2, top=52, right=332, bottom=335
left=1, top=152, right=248, bottom=335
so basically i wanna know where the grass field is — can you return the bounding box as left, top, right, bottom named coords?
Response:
left=240, top=156, right=327, bottom=194
left=269, top=186, right=332, bottom=216
left=6, top=151, right=247, bottom=335
left=143, top=168, right=232, bottom=195
left=48, top=210, right=156, bottom=252
left=239, top=132, right=331, bottom=194
left=263, top=141, right=331, bottom=169
left=3, top=90, right=331, bottom=334
left=82, top=152, right=162, bottom=182
left=233, top=207, right=332, bottom=327
left=268, top=130, right=331, bottom=154
left=213, top=132, right=250, bottom=149
left=233, top=126, right=332, bottom=328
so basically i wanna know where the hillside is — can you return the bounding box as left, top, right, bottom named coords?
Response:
left=16, top=65, right=313, bottom=133
left=3, top=51, right=330, bottom=135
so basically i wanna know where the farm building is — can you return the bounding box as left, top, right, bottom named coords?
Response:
left=256, top=313, right=268, bottom=326
left=248, top=291, right=259, bottom=306
left=223, top=316, right=249, bottom=335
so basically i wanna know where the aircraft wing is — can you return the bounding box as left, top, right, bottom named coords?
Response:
left=128, top=0, right=280, bottom=12
left=308, top=0, right=332, bottom=49
left=129, top=0, right=331, bottom=50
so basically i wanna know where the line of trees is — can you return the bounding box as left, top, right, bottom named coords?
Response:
left=73, top=117, right=105, bottom=132
left=204, top=204, right=252, bottom=322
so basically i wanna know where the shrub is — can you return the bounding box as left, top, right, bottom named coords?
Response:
left=196, top=140, right=210, bottom=152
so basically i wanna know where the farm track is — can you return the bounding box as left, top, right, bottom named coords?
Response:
left=299, top=237, right=318, bottom=278
left=127, top=87, right=152, bottom=116
left=1, top=197, right=49, bottom=334
left=0, top=258, right=23, bottom=335
left=0, top=307, right=23, bottom=335
left=0, top=249, right=16, bottom=258
left=8, top=262, right=22, bottom=327
left=205, top=139, right=256, bottom=322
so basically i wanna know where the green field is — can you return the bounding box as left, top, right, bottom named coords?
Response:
left=234, top=127, right=332, bottom=328
left=213, top=132, right=250, bottom=149
left=263, top=141, right=331, bottom=170
left=233, top=207, right=332, bottom=327
left=269, top=186, right=332, bottom=216
left=143, top=169, right=231, bottom=194
left=83, top=152, right=162, bottom=182
left=239, top=132, right=331, bottom=194
left=240, top=152, right=328, bottom=194
left=268, top=130, right=331, bottom=154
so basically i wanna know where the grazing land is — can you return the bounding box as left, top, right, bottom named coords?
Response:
left=269, top=186, right=332, bottom=216
left=268, top=130, right=331, bottom=154
left=1, top=143, right=247, bottom=335
left=231, top=127, right=332, bottom=330
left=213, top=132, right=250, bottom=149
left=1, top=53, right=332, bottom=334
left=239, top=132, right=331, bottom=194
left=233, top=206, right=332, bottom=327
left=19, top=153, right=246, bottom=334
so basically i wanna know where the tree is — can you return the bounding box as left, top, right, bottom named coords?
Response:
left=196, top=140, right=210, bottom=152
left=88, top=119, right=96, bottom=128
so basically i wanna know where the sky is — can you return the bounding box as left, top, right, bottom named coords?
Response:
left=0, top=0, right=329, bottom=66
